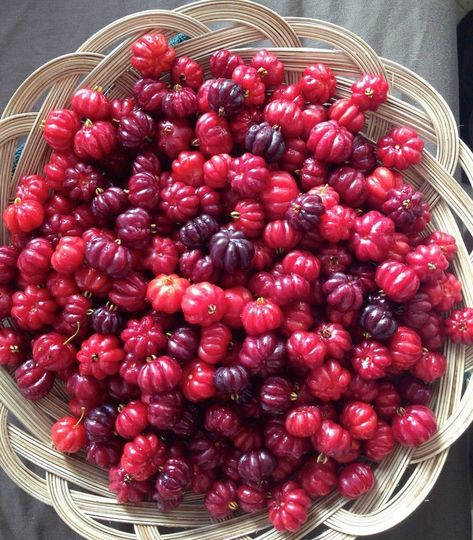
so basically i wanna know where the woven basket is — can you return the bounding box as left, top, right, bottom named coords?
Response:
left=1, top=1, right=473, bottom=538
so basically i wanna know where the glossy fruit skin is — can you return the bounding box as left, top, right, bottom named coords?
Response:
left=229, top=153, right=269, bottom=198
left=239, top=332, right=285, bottom=377
left=382, top=184, right=430, bottom=233
left=121, top=315, right=165, bottom=361
left=365, top=166, right=403, bottom=208
left=287, top=331, right=326, bottom=369
left=340, top=401, right=378, bottom=440
left=350, top=210, right=395, bottom=262
left=205, top=404, right=240, bottom=438
left=285, top=405, right=322, bottom=437
left=338, top=462, right=375, bottom=499
left=84, top=403, right=117, bottom=443
left=51, top=416, right=86, bottom=453
left=389, top=326, right=423, bottom=370
left=166, top=326, right=199, bottom=363
left=307, top=120, right=354, bottom=163
left=398, top=376, right=433, bottom=405
left=323, top=272, right=363, bottom=313
left=377, top=126, right=424, bottom=169
left=115, top=401, right=149, bottom=439
left=351, top=74, right=389, bottom=110
left=329, top=98, right=365, bottom=133
left=316, top=322, right=352, bottom=359
left=236, top=484, right=266, bottom=513
left=423, top=273, right=462, bottom=313
left=263, top=99, right=302, bottom=138
left=392, top=405, right=437, bottom=447
left=445, top=308, right=473, bottom=344
left=207, top=78, right=244, bottom=118
left=301, top=63, right=336, bottom=104
left=195, top=112, right=233, bottom=158
left=328, top=166, right=367, bottom=208
left=32, top=331, right=76, bottom=372
left=146, top=274, right=189, bottom=314
left=363, top=420, right=395, bottom=462
left=359, top=303, right=397, bottom=341
left=214, top=365, right=250, bottom=396
left=127, top=172, right=160, bottom=212
left=74, top=120, right=116, bottom=161
left=348, top=135, right=377, bottom=174
left=43, top=109, right=81, bottom=151
left=245, top=122, right=285, bottom=162
left=204, top=480, right=238, bottom=519
left=198, top=323, right=232, bottom=364
left=4, top=198, right=44, bottom=234
left=121, top=433, right=166, bottom=481
left=259, top=376, right=294, bottom=414
left=241, top=297, right=283, bottom=336
left=50, top=236, right=85, bottom=275
left=426, top=230, right=457, bottom=262
left=286, top=193, right=324, bottom=232
left=411, top=350, right=447, bottom=383
left=109, top=465, right=151, bottom=503
left=85, top=237, right=132, bottom=279
left=250, top=49, right=284, bottom=87
left=16, top=174, right=49, bottom=205
left=405, top=243, right=449, bottom=283
left=210, top=49, right=244, bottom=78
left=181, top=360, right=216, bottom=402
left=263, top=220, right=302, bottom=252
left=15, top=359, right=55, bottom=400
left=268, top=480, right=311, bottom=532
left=17, top=237, right=52, bottom=285
left=299, top=457, right=337, bottom=497
left=138, top=355, right=182, bottom=394
left=375, top=261, right=420, bottom=302
left=160, top=181, right=199, bottom=221
left=155, top=457, right=192, bottom=499
left=162, top=85, right=198, bottom=119
left=237, top=449, right=276, bottom=483
left=0, top=328, right=24, bottom=368
left=12, top=286, right=57, bottom=331
left=181, top=282, right=226, bottom=326
left=130, top=33, right=176, bottom=78
left=77, top=334, right=124, bottom=380
left=148, top=390, right=183, bottom=430
left=307, top=358, right=351, bottom=402
left=351, top=340, right=392, bottom=379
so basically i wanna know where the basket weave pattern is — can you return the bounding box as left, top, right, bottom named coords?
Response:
left=1, top=1, right=473, bottom=538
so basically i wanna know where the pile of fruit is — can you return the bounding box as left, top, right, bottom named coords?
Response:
left=1, top=32, right=472, bottom=532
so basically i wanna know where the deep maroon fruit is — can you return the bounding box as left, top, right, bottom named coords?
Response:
left=359, top=303, right=397, bottom=340
left=245, top=122, right=285, bottom=162
left=15, top=359, right=55, bottom=400
left=91, top=304, right=125, bottom=334
left=208, top=78, right=245, bottom=117
left=237, top=449, right=276, bottom=483
left=215, top=365, right=250, bottom=395
left=84, top=403, right=117, bottom=443
left=166, top=326, right=199, bottom=363
left=338, top=462, right=375, bottom=499
left=179, top=214, right=219, bottom=248
left=286, top=193, right=325, bottom=232
left=210, top=229, right=255, bottom=273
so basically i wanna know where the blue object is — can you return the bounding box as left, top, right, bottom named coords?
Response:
left=169, top=33, right=190, bottom=46
left=12, top=143, right=24, bottom=175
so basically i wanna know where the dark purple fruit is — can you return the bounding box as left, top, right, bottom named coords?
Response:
left=209, top=229, right=255, bottom=273
left=179, top=214, right=219, bottom=248
left=91, top=304, right=125, bottom=334
left=259, top=376, right=294, bottom=414
left=322, top=272, right=363, bottom=312
left=115, top=207, right=152, bottom=249
left=237, top=449, right=276, bottom=483
left=245, top=122, right=285, bottom=162
left=208, top=78, right=245, bottom=118
left=91, top=187, right=128, bottom=221
left=166, top=326, right=199, bottom=363
left=215, top=365, right=250, bottom=395
left=360, top=304, right=397, bottom=340
left=189, top=433, right=228, bottom=471
left=155, top=457, right=192, bottom=499
left=84, top=403, right=117, bottom=443
left=397, top=376, right=433, bottom=405
left=399, top=293, right=432, bottom=329
left=382, top=185, right=428, bottom=232
left=348, top=135, right=377, bottom=174
left=86, top=439, right=123, bottom=468
left=239, top=332, right=286, bottom=377
left=14, top=359, right=55, bottom=400
left=286, top=193, right=325, bottom=232
left=366, top=292, right=391, bottom=309
left=117, top=110, right=156, bottom=149
left=148, top=390, right=184, bottom=430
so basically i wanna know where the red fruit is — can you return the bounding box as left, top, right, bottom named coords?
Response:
left=121, top=315, right=165, bottom=361
left=205, top=404, right=240, bottom=438
left=230, top=199, right=265, bottom=238
left=210, top=49, right=244, bottom=79
left=316, top=322, right=352, bottom=359
left=109, top=465, right=150, bottom=503
left=239, top=332, right=285, bottom=377
left=241, top=297, right=283, bottom=336
left=138, top=355, right=182, bottom=394
left=387, top=232, right=411, bottom=262
left=162, top=85, right=198, bottom=119
left=205, top=480, right=238, bottom=519
left=121, top=433, right=166, bottom=481
left=363, top=420, right=395, bottom=462
left=71, top=86, right=111, bottom=120
left=263, top=100, right=302, bottom=138
left=410, top=349, right=447, bottom=383
left=43, top=108, right=81, bottom=151
left=77, top=334, right=124, bottom=379
left=74, top=120, right=116, bottom=160
left=181, top=360, right=216, bottom=402
left=143, top=236, right=178, bottom=276
left=232, top=65, right=265, bottom=106
left=307, top=120, right=353, bottom=163
left=236, top=484, right=266, bottom=513
left=445, top=307, right=473, bottom=344
left=422, top=272, right=462, bottom=312
left=279, top=137, right=309, bottom=173
left=15, top=359, right=55, bottom=400
left=329, top=98, right=365, bottom=133
left=365, top=166, right=403, bottom=207
left=374, top=382, right=401, bottom=420
left=146, top=274, right=189, bottom=314
left=263, top=220, right=301, bottom=251
left=131, top=33, right=175, bottom=78
left=0, top=245, right=18, bottom=285
left=115, top=401, right=149, bottom=439
left=50, top=236, right=85, bottom=274
left=312, top=419, right=352, bottom=457
left=0, top=328, right=24, bottom=368
left=181, top=282, right=226, bottom=327
left=269, top=480, right=311, bottom=533
left=285, top=405, right=322, bottom=438
left=351, top=340, right=392, bottom=380
left=160, top=181, right=199, bottom=221
left=328, top=166, right=367, bottom=207
left=282, top=251, right=320, bottom=282
left=195, top=112, right=233, bottom=158
left=203, top=153, right=231, bottom=189
left=171, top=56, right=204, bottom=90
left=299, top=457, right=337, bottom=497
left=392, top=405, right=437, bottom=447
left=301, top=104, right=327, bottom=140
left=232, top=424, right=263, bottom=452
left=300, top=63, right=336, bottom=104
left=44, top=152, right=78, bottom=191
left=75, top=266, right=111, bottom=297
left=4, top=198, right=44, bottom=234
left=287, top=331, right=326, bottom=369
left=171, top=151, right=204, bottom=187
left=270, top=273, right=310, bottom=307
left=406, top=243, right=449, bottom=282
left=260, top=376, right=295, bottom=414
left=351, top=74, right=388, bottom=111
left=307, top=359, right=351, bottom=402
left=155, top=118, right=194, bottom=159
left=319, top=204, right=356, bottom=243
left=51, top=415, right=86, bottom=453
left=338, top=462, right=375, bottom=499
left=322, top=272, right=363, bottom=313
left=390, top=326, right=423, bottom=370
left=11, top=286, right=57, bottom=331
left=15, top=174, right=48, bottom=205
left=260, top=171, right=299, bottom=220
left=426, top=231, right=457, bottom=262
left=348, top=135, right=377, bottom=174
left=377, top=126, right=424, bottom=169
left=85, top=236, right=132, bottom=279
left=32, top=332, right=76, bottom=372
left=350, top=210, right=395, bottom=262
left=375, top=261, right=420, bottom=302
left=148, top=390, right=184, bottom=430
left=198, top=323, right=232, bottom=364
left=229, top=153, right=269, bottom=198
left=340, top=401, right=378, bottom=440
left=250, top=49, right=284, bottom=87
left=17, top=237, right=53, bottom=285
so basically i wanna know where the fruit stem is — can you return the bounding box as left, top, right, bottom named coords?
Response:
left=73, top=407, right=86, bottom=428
left=257, top=67, right=268, bottom=78
left=316, top=453, right=328, bottom=464
left=208, top=304, right=217, bottom=314
left=9, top=345, right=19, bottom=353
left=256, top=297, right=266, bottom=305
left=83, top=118, right=93, bottom=127
left=63, top=321, right=80, bottom=345
left=228, top=501, right=238, bottom=511
left=13, top=197, right=22, bottom=205
left=230, top=211, right=240, bottom=220
left=146, top=355, right=157, bottom=363
left=396, top=406, right=406, bottom=416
